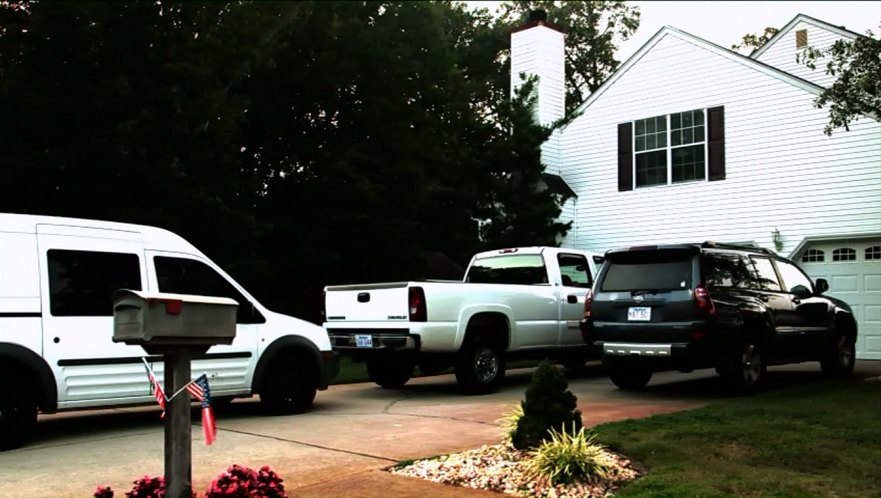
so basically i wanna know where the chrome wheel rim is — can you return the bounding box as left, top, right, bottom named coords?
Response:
left=741, top=345, right=762, bottom=385
left=474, top=348, right=499, bottom=383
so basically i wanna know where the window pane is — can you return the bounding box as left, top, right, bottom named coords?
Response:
left=672, top=144, right=705, bottom=183
left=683, top=128, right=693, bottom=144
left=646, top=134, right=656, bottom=150
left=705, top=252, right=752, bottom=289
left=775, top=260, right=814, bottom=295
left=866, top=246, right=881, bottom=261
left=558, top=253, right=592, bottom=288
left=683, top=112, right=692, bottom=127
left=636, top=150, right=667, bottom=187
left=467, top=254, right=548, bottom=285
left=656, top=116, right=667, bottom=132
left=646, top=119, right=655, bottom=133
left=750, top=257, right=781, bottom=291
left=672, top=130, right=681, bottom=147
left=695, top=125, right=705, bottom=141
left=671, top=114, right=680, bottom=129
left=154, top=256, right=258, bottom=324
left=635, top=120, right=645, bottom=135
left=694, top=110, right=704, bottom=126
left=657, top=131, right=667, bottom=148
left=602, top=250, right=693, bottom=291
left=832, top=248, right=856, bottom=261
left=48, top=250, right=142, bottom=317
left=635, top=135, right=645, bottom=151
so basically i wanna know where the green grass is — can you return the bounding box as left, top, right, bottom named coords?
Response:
left=596, top=377, right=881, bottom=498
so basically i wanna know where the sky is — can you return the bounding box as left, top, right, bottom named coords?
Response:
left=467, top=1, right=881, bottom=60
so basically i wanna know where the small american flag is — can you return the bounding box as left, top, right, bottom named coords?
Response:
left=186, top=374, right=217, bottom=445
left=142, top=359, right=166, bottom=418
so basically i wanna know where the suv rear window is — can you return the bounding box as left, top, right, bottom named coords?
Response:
left=601, top=250, right=692, bottom=292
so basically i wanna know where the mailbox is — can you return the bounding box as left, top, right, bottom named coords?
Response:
left=112, top=290, right=238, bottom=352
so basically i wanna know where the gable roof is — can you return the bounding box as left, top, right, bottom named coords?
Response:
left=566, top=25, right=825, bottom=123
left=750, top=13, right=863, bottom=59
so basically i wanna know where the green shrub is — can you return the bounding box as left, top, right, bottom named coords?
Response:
left=526, top=423, right=614, bottom=485
left=511, top=360, right=582, bottom=450
left=497, top=402, right=524, bottom=446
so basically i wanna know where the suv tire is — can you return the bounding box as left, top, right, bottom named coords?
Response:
left=721, top=342, right=765, bottom=393
left=608, top=360, right=652, bottom=390
left=366, top=356, right=415, bottom=388
left=260, top=356, right=318, bottom=415
left=820, top=333, right=855, bottom=377
left=0, top=376, right=37, bottom=451
left=455, top=336, right=505, bottom=394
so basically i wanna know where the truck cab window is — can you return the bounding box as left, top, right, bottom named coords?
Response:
left=47, top=250, right=142, bottom=317
left=466, top=254, right=548, bottom=285
left=153, top=256, right=264, bottom=324
left=558, top=253, right=592, bottom=288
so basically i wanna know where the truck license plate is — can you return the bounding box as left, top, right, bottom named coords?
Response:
left=355, top=335, right=374, bottom=348
left=627, top=307, right=651, bottom=321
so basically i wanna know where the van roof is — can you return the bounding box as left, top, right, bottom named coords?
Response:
left=0, top=212, right=204, bottom=255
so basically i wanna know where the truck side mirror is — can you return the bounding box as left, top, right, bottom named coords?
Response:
left=815, top=278, right=829, bottom=294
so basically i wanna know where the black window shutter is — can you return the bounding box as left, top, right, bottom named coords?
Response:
left=617, top=122, right=633, bottom=191
left=707, top=106, right=725, bottom=181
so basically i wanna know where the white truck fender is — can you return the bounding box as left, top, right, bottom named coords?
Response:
left=454, top=304, right=515, bottom=350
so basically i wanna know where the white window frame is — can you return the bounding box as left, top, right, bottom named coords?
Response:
left=633, top=108, right=709, bottom=189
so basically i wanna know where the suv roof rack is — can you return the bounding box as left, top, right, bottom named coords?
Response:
left=701, top=241, right=775, bottom=255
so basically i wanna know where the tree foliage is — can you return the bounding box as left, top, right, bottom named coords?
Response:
left=797, top=29, right=881, bottom=135
left=731, top=26, right=779, bottom=54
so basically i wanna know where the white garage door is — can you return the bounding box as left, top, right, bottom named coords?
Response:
left=799, top=239, right=881, bottom=360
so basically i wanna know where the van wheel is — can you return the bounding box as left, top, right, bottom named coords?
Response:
left=721, top=342, right=765, bottom=393
left=608, top=361, right=652, bottom=390
left=455, top=337, right=505, bottom=394
left=820, top=333, right=855, bottom=377
left=366, top=356, right=415, bottom=388
left=0, top=377, right=37, bottom=451
left=260, top=356, right=317, bottom=415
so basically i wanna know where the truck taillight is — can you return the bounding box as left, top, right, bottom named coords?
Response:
left=694, top=286, right=716, bottom=317
left=583, top=289, right=593, bottom=319
left=409, top=286, right=427, bottom=322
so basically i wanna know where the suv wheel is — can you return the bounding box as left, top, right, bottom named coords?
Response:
left=455, top=336, right=505, bottom=394
left=0, top=376, right=37, bottom=451
left=260, top=356, right=318, bottom=415
left=721, top=343, right=765, bottom=393
left=608, top=361, right=652, bottom=390
left=366, top=356, right=415, bottom=388
left=820, top=333, right=855, bottom=377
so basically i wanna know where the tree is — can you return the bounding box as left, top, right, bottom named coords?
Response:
left=499, top=1, right=640, bottom=115
left=798, top=29, right=881, bottom=135
left=731, top=26, right=779, bottom=54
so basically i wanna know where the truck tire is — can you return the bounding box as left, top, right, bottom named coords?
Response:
left=366, top=357, right=415, bottom=388
left=455, top=337, right=505, bottom=394
left=820, top=333, right=855, bottom=377
left=608, top=360, right=652, bottom=390
left=0, top=376, right=37, bottom=451
left=720, top=342, right=765, bottom=393
left=259, top=356, right=317, bottom=415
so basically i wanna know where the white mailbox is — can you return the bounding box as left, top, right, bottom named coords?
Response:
left=112, top=290, right=238, bottom=349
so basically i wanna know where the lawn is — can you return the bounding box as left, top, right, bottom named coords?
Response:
left=596, top=376, right=881, bottom=498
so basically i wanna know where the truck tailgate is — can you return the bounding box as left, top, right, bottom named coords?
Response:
left=324, top=282, right=410, bottom=322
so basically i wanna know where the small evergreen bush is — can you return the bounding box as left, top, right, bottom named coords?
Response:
left=511, top=360, right=582, bottom=450
left=526, top=423, right=613, bottom=485
left=497, top=402, right=524, bottom=446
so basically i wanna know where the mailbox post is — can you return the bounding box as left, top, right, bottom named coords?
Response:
left=112, top=291, right=237, bottom=498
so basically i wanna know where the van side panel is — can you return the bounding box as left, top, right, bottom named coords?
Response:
left=0, top=232, right=42, bottom=356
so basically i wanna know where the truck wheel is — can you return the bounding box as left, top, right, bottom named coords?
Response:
left=260, top=356, right=317, bottom=415
left=366, top=357, right=414, bottom=388
left=0, top=376, right=37, bottom=451
left=820, top=333, right=855, bottom=377
left=608, top=361, right=652, bottom=390
left=721, top=342, right=765, bottom=393
left=455, top=337, right=505, bottom=394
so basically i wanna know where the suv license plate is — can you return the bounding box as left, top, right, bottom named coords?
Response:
left=627, top=307, right=651, bottom=321
left=355, top=335, right=374, bottom=348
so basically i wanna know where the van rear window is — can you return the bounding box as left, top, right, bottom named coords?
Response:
left=601, top=252, right=692, bottom=292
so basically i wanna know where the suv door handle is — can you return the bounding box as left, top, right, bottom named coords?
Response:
left=792, top=297, right=801, bottom=304
left=567, top=295, right=578, bottom=304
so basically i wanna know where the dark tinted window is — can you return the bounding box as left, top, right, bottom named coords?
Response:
left=704, top=252, right=752, bottom=289
left=558, top=253, right=591, bottom=288
left=154, top=256, right=263, bottom=324
left=749, top=257, right=781, bottom=291
left=48, top=250, right=142, bottom=317
left=466, top=254, right=548, bottom=285
left=600, top=250, right=693, bottom=292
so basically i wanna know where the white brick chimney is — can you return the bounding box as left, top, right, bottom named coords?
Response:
left=510, top=10, right=565, bottom=174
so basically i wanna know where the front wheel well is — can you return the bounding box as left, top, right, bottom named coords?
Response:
left=835, top=313, right=857, bottom=342
left=0, top=345, right=57, bottom=414
left=252, top=342, right=320, bottom=394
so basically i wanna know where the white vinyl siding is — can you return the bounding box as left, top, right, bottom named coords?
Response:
left=754, top=20, right=854, bottom=88
left=557, top=31, right=881, bottom=256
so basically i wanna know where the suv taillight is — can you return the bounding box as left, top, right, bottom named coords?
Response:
left=694, top=286, right=716, bottom=316
left=409, top=286, right=427, bottom=322
left=583, top=289, right=593, bottom=319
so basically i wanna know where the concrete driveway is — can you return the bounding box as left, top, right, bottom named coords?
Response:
left=1, top=361, right=878, bottom=497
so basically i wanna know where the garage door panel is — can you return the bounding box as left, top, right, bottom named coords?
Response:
left=866, top=274, right=881, bottom=292
left=831, top=275, right=859, bottom=292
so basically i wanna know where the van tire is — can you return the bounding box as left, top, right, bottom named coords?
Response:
left=367, top=356, right=415, bottom=388
left=0, top=376, right=37, bottom=451
left=455, top=337, right=505, bottom=394
left=259, top=356, right=317, bottom=415
left=608, top=361, right=652, bottom=390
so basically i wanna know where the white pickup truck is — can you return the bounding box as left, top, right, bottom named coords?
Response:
left=323, top=246, right=605, bottom=393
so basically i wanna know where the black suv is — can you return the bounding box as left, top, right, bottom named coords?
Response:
left=581, top=242, right=857, bottom=392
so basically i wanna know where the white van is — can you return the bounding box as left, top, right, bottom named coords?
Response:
left=0, top=213, right=338, bottom=450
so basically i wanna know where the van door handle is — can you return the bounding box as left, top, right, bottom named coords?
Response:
left=567, top=295, right=578, bottom=304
